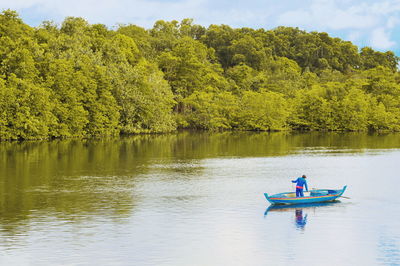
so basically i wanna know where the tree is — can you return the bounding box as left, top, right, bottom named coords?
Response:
left=289, top=86, right=334, bottom=130
left=1, top=12, right=400, bottom=140
left=184, top=91, right=238, bottom=129
left=117, top=24, right=154, bottom=59
left=0, top=75, right=56, bottom=139
left=236, top=91, right=289, bottom=131
left=229, top=35, right=272, bottom=70
left=113, top=60, right=176, bottom=133
left=336, top=87, right=370, bottom=131
left=225, top=63, right=259, bottom=92
left=360, top=47, right=398, bottom=71
left=158, top=37, right=228, bottom=100
left=43, top=59, right=88, bottom=137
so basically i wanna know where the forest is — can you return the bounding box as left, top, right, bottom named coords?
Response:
left=0, top=10, right=399, bottom=140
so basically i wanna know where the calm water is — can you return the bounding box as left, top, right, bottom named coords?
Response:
left=0, top=132, right=399, bottom=266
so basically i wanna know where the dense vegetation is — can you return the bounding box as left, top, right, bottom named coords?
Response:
left=0, top=10, right=399, bottom=140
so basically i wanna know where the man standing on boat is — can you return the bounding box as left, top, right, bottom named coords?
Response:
left=292, top=175, right=308, bottom=197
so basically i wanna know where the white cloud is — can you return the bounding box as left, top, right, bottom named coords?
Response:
left=0, top=0, right=47, bottom=9
left=277, top=0, right=384, bottom=30
left=0, top=0, right=400, bottom=52
left=370, top=27, right=395, bottom=49
left=276, top=0, right=400, bottom=51
left=347, top=31, right=362, bottom=43
left=386, top=16, right=400, bottom=28
left=0, top=0, right=208, bottom=27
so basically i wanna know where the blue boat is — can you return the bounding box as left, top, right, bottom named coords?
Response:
left=264, top=186, right=347, bottom=205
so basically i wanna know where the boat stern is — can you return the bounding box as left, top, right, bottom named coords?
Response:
left=264, top=193, right=275, bottom=204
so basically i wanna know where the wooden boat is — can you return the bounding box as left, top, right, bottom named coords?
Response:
left=264, top=186, right=347, bottom=205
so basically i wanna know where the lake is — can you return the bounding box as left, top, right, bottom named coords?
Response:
left=0, top=132, right=399, bottom=265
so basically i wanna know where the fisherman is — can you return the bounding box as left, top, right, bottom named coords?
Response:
left=292, top=175, right=308, bottom=197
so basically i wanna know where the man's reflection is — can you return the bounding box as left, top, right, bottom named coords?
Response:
left=295, top=209, right=307, bottom=230
left=264, top=202, right=341, bottom=231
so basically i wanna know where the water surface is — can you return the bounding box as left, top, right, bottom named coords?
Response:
left=0, top=132, right=399, bottom=265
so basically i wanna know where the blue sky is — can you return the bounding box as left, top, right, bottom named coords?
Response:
left=2, top=0, right=400, bottom=55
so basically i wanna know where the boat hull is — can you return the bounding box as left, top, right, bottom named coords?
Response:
left=264, top=186, right=347, bottom=205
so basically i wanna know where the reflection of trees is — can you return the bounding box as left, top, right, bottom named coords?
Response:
left=0, top=131, right=399, bottom=233
left=170, top=131, right=400, bottom=159
left=0, top=139, right=149, bottom=234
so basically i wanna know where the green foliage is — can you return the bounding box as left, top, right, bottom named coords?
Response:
left=0, top=75, right=56, bottom=140
left=337, top=87, right=370, bottom=131
left=225, top=64, right=259, bottom=92
left=236, top=91, right=289, bottom=131
left=117, top=24, right=154, bottom=58
left=262, top=57, right=303, bottom=95
left=183, top=91, right=238, bottom=129
left=267, top=27, right=361, bottom=73
left=289, top=87, right=335, bottom=130
left=158, top=36, right=229, bottom=99
left=360, top=47, right=398, bottom=72
left=0, top=10, right=33, bottom=40
left=229, top=35, right=272, bottom=70
left=1, top=11, right=400, bottom=140
left=44, top=59, right=88, bottom=137
left=114, top=60, right=176, bottom=133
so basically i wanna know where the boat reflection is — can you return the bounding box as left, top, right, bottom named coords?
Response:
left=295, top=209, right=307, bottom=230
left=264, top=201, right=341, bottom=230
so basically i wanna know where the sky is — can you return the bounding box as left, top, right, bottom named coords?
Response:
left=1, top=0, right=400, bottom=55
